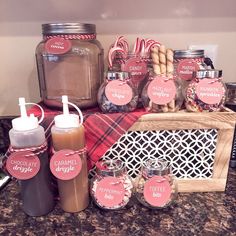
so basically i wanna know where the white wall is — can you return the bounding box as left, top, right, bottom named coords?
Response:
left=1, top=0, right=236, bottom=115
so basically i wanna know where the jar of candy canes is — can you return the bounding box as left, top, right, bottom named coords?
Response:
left=90, top=160, right=134, bottom=210
left=174, top=50, right=207, bottom=89
left=141, top=74, right=183, bottom=112
left=135, top=159, right=177, bottom=209
left=97, top=71, right=138, bottom=113
left=185, top=69, right=226, bottom=112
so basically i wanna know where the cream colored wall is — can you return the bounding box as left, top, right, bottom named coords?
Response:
left=0, top=0, right=236, bottom=116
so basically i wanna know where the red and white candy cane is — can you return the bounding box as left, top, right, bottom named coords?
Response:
left=108, top=46, right=126, bottom=68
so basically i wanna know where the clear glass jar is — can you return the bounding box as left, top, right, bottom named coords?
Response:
left=141, top=74, right=183, bottom=112
left=135, top=159, right=177, bottom=209
left=36, top=23, right=104, bottom=109
left=174, top=50, right=207, bottom=90
left=225, top=82, right=236, bottom=111
left=185, top=70, right=226, bottom=112
left=90, top=160, right=134, bottom=210
left=97, top=71, right=138, bottom=113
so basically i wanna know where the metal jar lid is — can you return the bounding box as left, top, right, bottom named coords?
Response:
left=174, top=49, right=204, bottom=59
left=226, top=82, right=236, bottom=89
left=106, top=71, right=130, bottom=80
left=42, top=23, right=96, bottom=35
left=193, top=69, right=223, bottom=79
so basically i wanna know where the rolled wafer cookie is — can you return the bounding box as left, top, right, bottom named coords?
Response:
left=150, top=46, right=161, bottom=75
left=166, top=48, right=174, bottom=75
left=159, top=45, right=167, bottom=74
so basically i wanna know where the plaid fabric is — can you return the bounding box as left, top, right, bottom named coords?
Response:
left=28, top=103, right=146, bottom=169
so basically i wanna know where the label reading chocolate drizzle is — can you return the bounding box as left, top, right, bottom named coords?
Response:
left=50, top=149, right=82, bottom=180
left=143, top=176, right=171, bottom=207
left=147, top=76, right=176, bottom=105
left=6, top=151, right=40, bottom=180
left=196, top=79, right=225, bottom=105
left=95, top=176, right=125, bottom=208
left=177, top=59, right=200, bottom=81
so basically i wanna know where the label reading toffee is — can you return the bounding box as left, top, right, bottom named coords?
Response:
left=45, top=37, right=72, bottom=54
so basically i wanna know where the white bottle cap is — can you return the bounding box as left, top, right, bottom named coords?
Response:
left=54, top=95, right=83, bottom=129
left=12, top=97, right=44, bottom=131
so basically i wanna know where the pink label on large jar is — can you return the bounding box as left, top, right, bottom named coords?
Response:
left=6, top=151, right=40, bottom=180
left=105, top=80, right=133, bottom=106
left=147, top=76, right=176, bottom=105
left=95, top=176, right=125, bottom=208
left=196, top=79, right=225, bottom=104
left=177, top=59, right=200, bottom=81
left=144, top=176, right=171, bottom=207
left=45, top=37, right=72, bottom=54
left=50, top=149, right=82, bottom=180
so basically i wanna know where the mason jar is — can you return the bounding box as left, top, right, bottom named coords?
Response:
left=185, top=70, right=226, bottom=112
left=225, top=82, right=236, bottom=111
left=141, top=74, right=183, bottom=112
left=36, top=23, right=104, bottom=109
left=90, top=159, right=134, bottom=210
left=135, top=159, right=177, bottom=209
left=97, top=71, right=138, bottom=113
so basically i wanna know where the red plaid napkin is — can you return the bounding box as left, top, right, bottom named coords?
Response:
left=28, top=103, right=146, bottom=169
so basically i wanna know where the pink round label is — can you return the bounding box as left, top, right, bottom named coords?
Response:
left=144, top=176, right=171, bottom=207
left=177, top=59, right=200, bottom=80
left=196, top=79, right=225, bottom=105
left=147, top=76, right=176, bottom=105
left=45, top=37, right=72, bottom=54
left=6, top=151, right=40, bottom=180
left=122, top=57, right=147, bottom=76
left=105, top=80, right=133, bottom=106
left=50, top=149, right=82, bottom=180
left=95, top=176, right=125, bottom=208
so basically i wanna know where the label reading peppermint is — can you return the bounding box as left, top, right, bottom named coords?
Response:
left=105, top=80, right=133, bottom=106
left=45, top=37, right=72, bottom=54
left=147, top=76, right=176, bottom=105
left=196, top=79, right=225, bottom=105
left=177, top=59, right=200, bottom=81
left=6, top=151, right=40, bottom=180
left=50, top=149, right=82, bottom=180
left=144, top=176, right=171, bottom=207
left=95, top=176, right=125, bottom=208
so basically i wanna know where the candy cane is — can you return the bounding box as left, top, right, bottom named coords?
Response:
left=108, top=46, right=126, bottom=68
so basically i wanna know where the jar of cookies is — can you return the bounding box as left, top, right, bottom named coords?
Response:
left=185, top=69, right=226, bottom=112
left=97, top=71, right=138, bottom=113
left=135, top=159, right=177, bottom=209
left=90, top=160, right=134, bottom=210
left=174, top=50, right=207, bottom=90
left=141, top=74, right=183, bottom=112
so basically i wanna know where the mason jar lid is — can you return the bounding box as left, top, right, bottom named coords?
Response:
left=193, top=69, right=223, bottom=79
left=106, top=71, right=130, bottom=81
left=226, top=82, right=236, bottom=89
left=42, top=23, right=96, bottom=35
left=174, top=49, right=204, bottom=59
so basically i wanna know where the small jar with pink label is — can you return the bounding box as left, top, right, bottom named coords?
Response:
left=90, top=159, right=134, bottom=210
left=135, top=159, right=177, bottom=209
left=185, top=69, right=226, bottom=112
left=97, top=71, right=138, bottom=113
left=141, top=75, right=183, bottom=112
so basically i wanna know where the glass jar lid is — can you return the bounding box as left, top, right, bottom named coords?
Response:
left=106, top=71, right=130, bottom=81
left=142, top=159, right=171, bottom=177
left=174, top=49, right=204, bottom=59
left=95, top=159, right=125, bottom=177
left=42, top=23, right=96, bottom=35
left=193, top=69, right=223, bottom=79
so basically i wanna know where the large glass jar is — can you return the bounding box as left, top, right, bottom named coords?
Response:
left=135, top=159, right=177, bottom=209
left=225, top=82, right=236, bottom=111
left=90, top=160, right=134, bottom=210
left=36, top=23, right=104, bottom=109
left=141, top=74, right=183, bottom=112
left=185, top=70, right=226, bottom=112
left=97, top=71, right=138, bottom=113
left=174, top=50, right=207, bottom=90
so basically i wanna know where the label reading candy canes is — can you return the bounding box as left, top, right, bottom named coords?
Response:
left=144, top=176, right=171, bottom=207
left=95, top=176, right=125, bottom=208
left=196, top=79, right=225, bottom=105
left=6, top=151, right=40, bottom=180
left=177, top=59, right=200, bottom=81
left=50, top=149, right=82, bottom=180
left=45, top=37, right=72, bottom=54
left=147, top=76, right=176, bottom=105
left=105, top=80, right=133, bottom=106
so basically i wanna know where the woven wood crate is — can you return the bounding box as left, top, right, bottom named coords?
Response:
left=95, top=109, right=236, bottom=192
